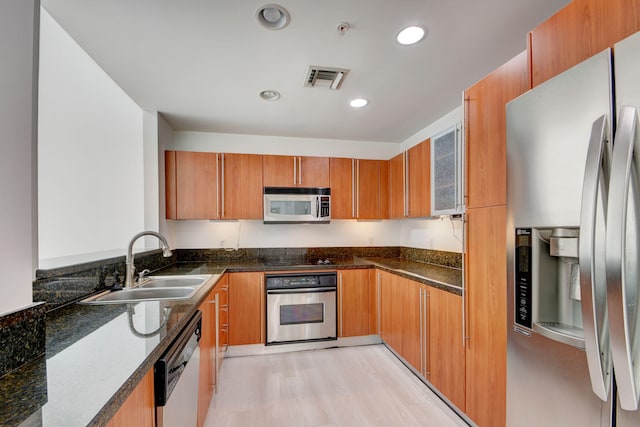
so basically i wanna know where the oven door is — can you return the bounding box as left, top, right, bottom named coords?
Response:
left=266, top=287, right=337, bottom=344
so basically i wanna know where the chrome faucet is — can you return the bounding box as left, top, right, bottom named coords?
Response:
left=125, top=231, right=173, bottom=288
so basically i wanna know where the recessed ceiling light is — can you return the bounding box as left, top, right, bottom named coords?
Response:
left=259, top=90, right=281, bottom=101
left=396, top=26, right=426, bottom=45
left=256, top=4, right=290, bottom=30
left=350, top=98, right=368, bottom=108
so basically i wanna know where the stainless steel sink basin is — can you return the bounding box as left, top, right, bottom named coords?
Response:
left=139, top=275, right=212, bottom=289
left=80, top=274, right=214, bottom=304
left=82, top=287, right=196, bottom=304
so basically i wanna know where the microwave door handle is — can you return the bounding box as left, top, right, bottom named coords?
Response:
left=579, top=114, right=611, bottom=402
left=606, top=106, right=640, bottom=411
left=315, top=196, right=320, bottom=218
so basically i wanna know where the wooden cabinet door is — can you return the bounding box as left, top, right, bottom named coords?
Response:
left=330, top=157, right=354, bottom=219
left=428, top=286, right=466, bottom=411
left=228, top=272, right=264, bottom=345
left=263, top=155, right=329, bottom=187
left=215, top=274, right=229, bottom=371
left=356, top=159, right=378, bottom=219
left=379, top=270, right=399, bottom=351
left=197, top=291, right=216, bottom=427
left=378, top=160, right=390, bottom=220
left=407, top=140, right=431, bottom=217
left=530, top=0, right=640, bottom=87
left=465, top=51, right=529, bottom=209
left=338, top=269, right=370, bottom=337
left=107, top=368, right=155, bottom=427
left=465, top=206, right=507, bottom=427
left=221, top=153, right=263, bottom=219
left=165, top=151, right=218, bottom=220
left=389, top=153, right=405, bottom=218
left=399, top=279, right=422, bottom=373
left=299, top=156, right=330, bottom=187
left=263, top=155, right=295, bottom=187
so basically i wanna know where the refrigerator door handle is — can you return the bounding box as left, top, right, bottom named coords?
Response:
left=579, top=114, right=612, bottom=402
left=606, top=106, right=640, bottom=411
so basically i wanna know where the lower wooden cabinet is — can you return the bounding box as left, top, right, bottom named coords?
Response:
left=428, top=286, right=466, bottom=411
left=215, top=274, right=229, bottom=372
left=197, top=286, right=217, bottom=427
left=107, top=368, right=155, bottom=427
left=338, top=269, right=377, bottom=337
left=228, top=272, right=265, bottom=345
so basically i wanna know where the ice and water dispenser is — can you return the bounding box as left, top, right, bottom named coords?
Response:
left=515, top=227, right=585, bottom=348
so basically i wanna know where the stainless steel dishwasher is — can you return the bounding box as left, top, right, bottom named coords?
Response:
left=154, top=310, right=201, bottom=427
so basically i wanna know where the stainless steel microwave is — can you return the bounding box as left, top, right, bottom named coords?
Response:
left=263, top=187, right=331, bottom=224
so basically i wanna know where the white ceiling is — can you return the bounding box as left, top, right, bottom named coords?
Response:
left=41, top=0, right=570, bottom=143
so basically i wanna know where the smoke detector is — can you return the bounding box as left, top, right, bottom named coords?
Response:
left=256, top=4, right=290, bottom=30
left=304, top=66, right=350, bottom=90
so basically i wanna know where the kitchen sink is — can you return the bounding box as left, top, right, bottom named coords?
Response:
left=138, top=274, right=213, bottom=289
left=80, top=274, right=214, bottom=304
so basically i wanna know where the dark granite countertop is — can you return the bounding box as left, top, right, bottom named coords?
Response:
left=1, top=256, right=461, bottom=426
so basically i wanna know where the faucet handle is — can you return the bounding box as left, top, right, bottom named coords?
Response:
left=138, top=269, right=151, bottom=282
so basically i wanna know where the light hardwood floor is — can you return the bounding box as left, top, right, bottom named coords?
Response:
left=204, top=344, right=468, bottom=427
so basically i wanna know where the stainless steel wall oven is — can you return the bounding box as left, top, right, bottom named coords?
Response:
left=265, top=272, right=337, bottom=345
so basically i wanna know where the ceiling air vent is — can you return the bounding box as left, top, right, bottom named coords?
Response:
left=305, top=66, right=350, bottom=90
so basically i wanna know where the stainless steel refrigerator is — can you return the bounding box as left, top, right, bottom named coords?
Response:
left=506, top=30, right=640, bottom=427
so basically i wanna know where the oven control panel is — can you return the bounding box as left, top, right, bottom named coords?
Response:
left=265, top=272, right=337, bottom=290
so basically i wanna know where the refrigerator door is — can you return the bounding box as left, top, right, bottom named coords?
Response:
left=610, top=30, right=640, bottom=425
left=507, top=49, right=614, bottom=426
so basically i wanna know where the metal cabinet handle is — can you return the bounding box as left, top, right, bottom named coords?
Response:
left=221, top=153, right=225, bottom=218
left=579, top=114, right=611, bottom=402
left=606, top=106, right=640, bottom=410
left=352, top=159, right=356, bottom=218
left=339, top=272, right=343, bottom=337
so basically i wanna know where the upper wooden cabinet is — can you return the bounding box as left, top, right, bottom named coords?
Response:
left=329, top=158, right=389, bottom=220
left=165, top=151, right=219, bottom=220
left=165, top=151, right=263, bottom=220
left=221, top=153, right=263, bottom=219
left=389, top=139, right=431, bottom=218
left=464, top=51, right=530, bottom=209
left=530, top=0, right=640, bottom=87
left=263, top=155, right=329, bottom=188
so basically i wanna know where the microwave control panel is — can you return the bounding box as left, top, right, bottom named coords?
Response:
left=320, top=196, right=330, bottom=217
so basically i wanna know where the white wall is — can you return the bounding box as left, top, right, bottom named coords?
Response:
left=0, top=0, right=40, bottom=315
left=38, top=9, right=145, bottom=264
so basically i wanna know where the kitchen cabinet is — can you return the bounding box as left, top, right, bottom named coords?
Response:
left=215, top=274, right=229, bottom=371
left=431, top=124, right=463, bottom=216
left=428, top=286, right=466, bottom=411
left=464, top=51, right=529, bottom=209
left=263, top=155, right=330, bottom=187
left=220, top=153, right=263, bottom=220
left=529, top=0, right=640, bottom=87
left=228, top=272, right=264, bottom=345
left=338, top=269, right=376, bottom=337
left=106, top=368, right=155, bottom=427
left=165, top=151, right=263, bottom=220
left=197, top=288, right=217, bottom=427
left=378, top=270, right=421, bottom=371
left=165, top=151, right=219, bottom=220
left=329, top=158, right=389, bottom=219
left=465, top=206, right=507, bottom=427
left=389, top=139, right=431, bottom=218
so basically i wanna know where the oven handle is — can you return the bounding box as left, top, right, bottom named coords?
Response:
left=267, top=287, right=337, bottom=294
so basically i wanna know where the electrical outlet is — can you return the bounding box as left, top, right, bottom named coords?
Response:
left=220, top=240, right=225, bottom=247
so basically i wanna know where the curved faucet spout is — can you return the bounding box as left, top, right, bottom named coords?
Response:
left=125, top=231, right=173, bottom=288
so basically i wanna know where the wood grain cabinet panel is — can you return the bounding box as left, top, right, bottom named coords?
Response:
left=530, top=0, right=640, bottom=87
left=330, top=158, right=355, bottom=219
left=389, top=153, right=405, bottom=218
left=221, top=154, right=263, bottom=220
left=428, top=286, right=466, bottom=411
left=465, top=206, right=507, bottom=427
left=165, top=151, right=218, bottom=220
left=407, top=140, right=431, bottom=217
left=338, top=269, right=371, bottom=337
left=228, top=272, right=264, bottom=345
left=263, top=155, right=329, bottom=188
left=107, top=369, right=155, bottom=427
left=197, top=290, right=216, bottom=427
left=465, top=51, right=529, bottom=209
